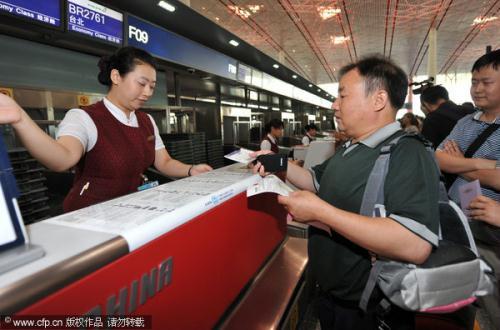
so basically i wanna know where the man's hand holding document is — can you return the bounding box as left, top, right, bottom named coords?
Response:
left=246, top=175, right=332, bottom=236
left=247, top=174, right=293, bottom=197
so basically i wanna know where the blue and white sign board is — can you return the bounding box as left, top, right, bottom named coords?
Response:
left=0, top=0, right=61, bottom=27
left=127, top=15, right=237, bottom=81
left=237, top=63, right=252, bottom=84
left=67, top=0, right=123, bottom=45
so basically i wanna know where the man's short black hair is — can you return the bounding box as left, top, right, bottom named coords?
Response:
left=420, top=85, right=449, bottom=104
left=339, top=55, right=408, bottom=110
left=472, top=49, right=500, bottom=72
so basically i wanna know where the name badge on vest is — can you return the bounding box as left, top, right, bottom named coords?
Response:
left=138, top=181, right=159, bottom=191
left=147, top=135, right=155, bottom=142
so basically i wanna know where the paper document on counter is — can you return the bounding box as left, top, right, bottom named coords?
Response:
left=46, top=170, right=257, bottom=234
left=247, top=175, right=294, bottom=197
left=225, top=148, right=256, bottom=164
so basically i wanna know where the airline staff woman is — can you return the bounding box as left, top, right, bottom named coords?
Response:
left=0, top=46, right=211, bottom=212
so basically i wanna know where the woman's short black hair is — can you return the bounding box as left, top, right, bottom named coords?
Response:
left=401, top=112, right=419, bottom=127
left=97, top=46, right=157, bottom=86
left=265, top=118, right=284, bottom=133
left=305, top=124, right=318, bottom=132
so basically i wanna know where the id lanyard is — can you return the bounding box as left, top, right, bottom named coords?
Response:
left=137, top=174, right=159, bottom=191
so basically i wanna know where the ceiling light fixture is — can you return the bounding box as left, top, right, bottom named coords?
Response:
left=215, top=17, right=220, bottom=21
left=247, top=5, right=262, bottom=14
left=318, top=6, right=341, bottom=20
left=292, top=75, right=297, bottom=79
left=472, top=16, right=498, bottom=25
left=229, top=5, right=252, bottom=19
left=330, top=35, right=350, bottom=45
left=273, top=64, right=280, bottom=69
left=308, top=84, right=313, bottom=87
left=229, top=39, right=239, bottom=47
left=317, top=89, right=321, bottom=92
left=158, top=1, right=175, bottom=12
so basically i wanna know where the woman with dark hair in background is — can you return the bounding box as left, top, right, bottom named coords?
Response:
left=302, top=123, right=318, bottom=146
left=260, top=118, right=284, bottom=153
left=400, top=112, right=421, bottom=133
left=0, top=46, right=211, bottom=212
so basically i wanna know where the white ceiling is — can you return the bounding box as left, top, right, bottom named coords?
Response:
left=188, top=0, right=500, bottom=85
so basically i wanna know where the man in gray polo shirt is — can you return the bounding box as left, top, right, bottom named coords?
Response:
left=254, top=56, right=440, bottom=329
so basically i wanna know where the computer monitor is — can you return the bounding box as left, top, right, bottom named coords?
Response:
left=0, top=135, right=27, bottom=252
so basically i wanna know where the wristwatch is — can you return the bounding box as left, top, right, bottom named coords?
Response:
left=496, top=159, right=500, bottom=169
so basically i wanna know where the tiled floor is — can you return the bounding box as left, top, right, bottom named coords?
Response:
left=475, top=306, right=495, bottom=330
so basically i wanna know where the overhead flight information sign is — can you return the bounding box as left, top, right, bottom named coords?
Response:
left=127, top=15, right=237, bottom=80
left=0, top=0, right=61, bottom=27
left=67, top=0, right=123, bottom=45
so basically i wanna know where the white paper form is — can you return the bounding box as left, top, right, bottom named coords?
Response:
left=246, top=176, right=332, bottom=236
left=247, top=175, right=294, bottom=197
left=46, top=166, right=262, bottom=251
left=224, top=148, right=256, bottom=164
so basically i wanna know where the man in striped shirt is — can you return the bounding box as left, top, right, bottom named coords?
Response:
left=436, top=50, right=500, bottom=235
left=436, top=49, right=500, bottom=329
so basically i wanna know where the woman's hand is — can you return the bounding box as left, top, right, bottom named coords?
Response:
left=469, top=195, right=500, bottom=227
left=0, top=93, right=23, bottom=125
left=190, top=164, right=213, bottom=176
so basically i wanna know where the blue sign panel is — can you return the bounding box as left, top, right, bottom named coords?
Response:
left=0, top=0, right=61, bottom=27
left=67, top=0, right=123, bottom=45
left=127, top=15, right=237, bottom=80
left=237, top=63, right=252, bottom=84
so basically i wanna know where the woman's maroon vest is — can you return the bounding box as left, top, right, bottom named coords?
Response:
left=262, top=135, right=279, bottom=153
left=63, top=101, right=155, bottom=212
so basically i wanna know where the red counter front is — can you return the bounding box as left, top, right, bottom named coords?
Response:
left=18, top=192, right=286, bottom=329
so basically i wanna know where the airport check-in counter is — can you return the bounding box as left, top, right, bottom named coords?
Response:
left=0, top=164, right=308, bottom=329
left=292, top=140, right=336, bottom=169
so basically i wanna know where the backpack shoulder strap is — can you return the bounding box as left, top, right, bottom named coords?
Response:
left=360, top=132, right=448, bottom=217
left=359, top=260, right=385, bottom=311
left=359, top=132, right=408, bottom=217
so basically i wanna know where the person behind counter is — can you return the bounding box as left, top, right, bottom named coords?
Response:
left=302, top=123, right=318, bottom=146
left=260, top=118, right=284, bottom=153
left=0, top=46, right=212, bottom=212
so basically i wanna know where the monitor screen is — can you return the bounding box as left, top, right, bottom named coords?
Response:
left=0, top=136, right=26, bottom=252
left=67, top=0, right=123, bottom=45
left=0, top=0, right=61, bottom=27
